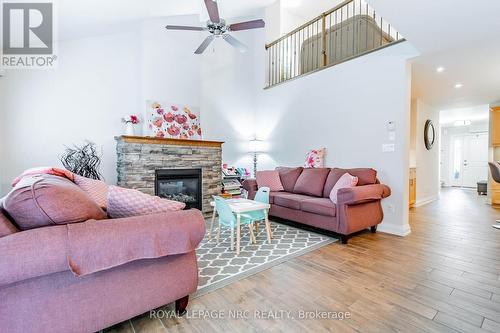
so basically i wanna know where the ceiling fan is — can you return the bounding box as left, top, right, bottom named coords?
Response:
left=165, top=0, right=265, bottom=54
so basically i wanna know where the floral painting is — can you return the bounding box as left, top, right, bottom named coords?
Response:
left=145, top=101, right=202, bottom=140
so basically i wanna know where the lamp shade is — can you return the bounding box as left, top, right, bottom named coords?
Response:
left=249, top=139, right=265, bottom=153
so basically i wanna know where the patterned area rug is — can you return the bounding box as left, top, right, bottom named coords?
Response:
left=195, top=221, right=335, bottom=297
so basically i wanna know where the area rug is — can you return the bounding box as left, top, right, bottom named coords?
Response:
left=194, top=221, right=335, bottom=297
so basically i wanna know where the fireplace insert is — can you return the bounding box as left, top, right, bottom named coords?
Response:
left=155, top=169, right=202, bottom=210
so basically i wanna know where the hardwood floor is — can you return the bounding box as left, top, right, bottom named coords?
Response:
left=110, top=188, right=500, bottom=333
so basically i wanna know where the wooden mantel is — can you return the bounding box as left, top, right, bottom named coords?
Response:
left=115, top=135, right=224, bottom=148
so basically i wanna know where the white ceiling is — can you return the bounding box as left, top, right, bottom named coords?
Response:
left=55, top=0, right=500, bottom=109
left=440, top=105, right=490, bottom=127
left=57, top=0, right=275, bottom=40
left=367, top=0, right=500, bottom=109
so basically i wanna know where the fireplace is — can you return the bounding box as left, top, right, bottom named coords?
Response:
left=155, top=169, right=202, bottom=210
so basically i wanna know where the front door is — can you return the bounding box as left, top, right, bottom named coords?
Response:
left=462, top=133, right=489, bottom=187
left=450, top=133, right=488, bottom=188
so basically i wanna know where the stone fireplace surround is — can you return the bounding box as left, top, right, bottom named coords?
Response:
left=115, top=136, right=223, bottom=216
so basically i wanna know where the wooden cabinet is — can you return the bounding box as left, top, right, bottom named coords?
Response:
left=409, top=168, right=416, bottom=208
left=492, top=107, right=500, bottom=147
left=490, top=107, right=500, bottom=206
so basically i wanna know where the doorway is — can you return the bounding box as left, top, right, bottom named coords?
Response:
left=447, top=133, right=489, bottom=188
left=440, top=105, right=490, bottom=189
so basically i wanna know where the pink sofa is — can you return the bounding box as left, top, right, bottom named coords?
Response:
left=242, top=167, right=391, bottom=244
left=0, top=178, right=205, bottom=333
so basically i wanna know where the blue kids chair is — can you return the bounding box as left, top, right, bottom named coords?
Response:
left=247, top=187, right=272, bottom=238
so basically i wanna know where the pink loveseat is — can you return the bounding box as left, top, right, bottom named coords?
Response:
left=243, top=167, right=391, bottom=244
left=0, top=176, right=205, bottom=333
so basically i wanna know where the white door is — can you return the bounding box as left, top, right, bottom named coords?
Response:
left=449, top=133, right=488, bottom=188
left=450, top=136, right=464, bottom=187
left=462, top=133, right=489, bottom=187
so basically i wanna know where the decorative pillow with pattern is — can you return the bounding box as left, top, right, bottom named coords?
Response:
left=256, top=170, right=284, bottom=192
left=74, top=175, right=109, bottom=209
left=107, top=185, right=186, bottom=218
left=304, top=148, right=326, bottom=168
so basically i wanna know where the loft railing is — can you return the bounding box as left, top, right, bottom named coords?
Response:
left=265, top=0, right=404, bottom=88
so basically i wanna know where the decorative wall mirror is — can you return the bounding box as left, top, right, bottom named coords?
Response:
left=424, top=119, right=435, bottom=150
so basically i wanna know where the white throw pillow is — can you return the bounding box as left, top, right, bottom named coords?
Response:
left=329, top=173, right=358, bottom=204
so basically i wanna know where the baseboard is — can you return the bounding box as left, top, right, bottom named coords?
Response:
left=414, top=195, right=438, bottom=207
left=377, top=223, right=411, bottom=237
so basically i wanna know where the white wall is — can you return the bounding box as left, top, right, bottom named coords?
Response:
left=200, top=27, right=261, bottom=173
left=414, top=99, right=440, bottom=206
left=254, top=40, right=417, bottom=236
left=0, top=29, right=141, bottom=195
left=140, top=16, right=203, bottom=113
left=0, top=16, right=204, bottom=196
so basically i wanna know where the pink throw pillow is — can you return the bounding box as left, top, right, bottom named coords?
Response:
left=329, top=173, right=358, bottom=204
left=74, top=175, right=109, bottom=209
left=4, top=175, right=107, bottom=230
left=12, top=167, right=75, bottom=187
left=107, top=185, right=186, bottom=218
left=304, top=148, right=326, bottom=168
left=256, top=170, right=284, bottom=192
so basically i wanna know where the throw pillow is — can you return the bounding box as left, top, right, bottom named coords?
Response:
left=107, top=185, right=186, bottom=218
left=304, top=148, right=326, bottom=168
left=256, top=170, right=284, bottom=192
left=329, top=173, right=359, bottom=204
left=74, top=175, right=109, bottom=209
left=3, top=174, right=107, bottom=230
left=12, top=167, right=75, bottom=187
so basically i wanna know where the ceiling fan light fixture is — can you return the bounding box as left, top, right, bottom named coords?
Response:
left=165, top=0, right=265, bottom=54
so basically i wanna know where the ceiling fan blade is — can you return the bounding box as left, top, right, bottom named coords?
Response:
left=204, top=0, right=221, bottom=23
left=195, top=35, right=215, bottom=54
left=222, top=34, right=248, bottom=53
left=229, top=19, right=265, bottom=31
left=166, top=25, right=206, bottom=31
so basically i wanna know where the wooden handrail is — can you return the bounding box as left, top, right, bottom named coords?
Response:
left=264, top=0, right=403, bottom=88
left=265, top=0, right=354, bottom=49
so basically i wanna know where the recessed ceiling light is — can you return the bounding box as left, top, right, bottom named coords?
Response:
left=455, top=83, right=463, bottom=89
left=436, top=67, right=445, bottom=73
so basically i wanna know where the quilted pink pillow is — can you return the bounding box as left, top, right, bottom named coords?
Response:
left=329, top=173, right=358, bottom=204
left=107, top=185, right=186, bottom=218
left=304, top=148, right=326, bottom=168
left=256, top=170, right=284, bottom=192
left=74, top=175, right=109, bottom=209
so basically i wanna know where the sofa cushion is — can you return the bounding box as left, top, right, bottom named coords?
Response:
left=301, top=198, right=336, bottom=217
left=269, top=191, right=282, bottom=204
left=323, top=168, right=378, bottom=197
left=293, top=168, right=330, bottom=197
left=256, top=170, right=284, bottom=192
left=0, top=207, right=18, bottom=238
left=107, top=185, right=186, bottom=218
left=1, top=199, right=19, bottom=238
left=3, top=174, right=107, bottom=230
left=276, top=167, right=303, bottom=192
left=273, top=193, right=312, bottom=210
